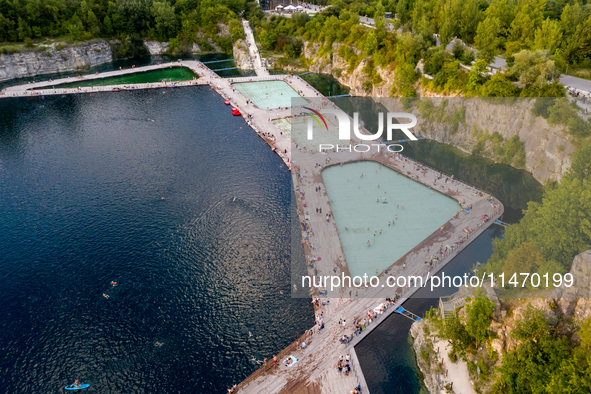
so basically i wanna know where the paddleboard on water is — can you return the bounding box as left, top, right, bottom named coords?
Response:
left=65, top=384, right=90, bottom=390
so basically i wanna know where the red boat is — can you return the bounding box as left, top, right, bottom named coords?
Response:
left=231, top=107, right=241, bottom=116
left=224, top=100, right=230, bottom=105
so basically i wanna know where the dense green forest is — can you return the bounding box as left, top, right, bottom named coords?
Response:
left=2, top=0, right=591, bottom=92
left=0, top=0, right=261, bottom=55
left=248, top=0, right=591, bottom=96
left=427, top=134, right=591, bottom=391
left=429, top=297, right=591, bottom=393
left=480, top=137, right=591, bottom=286
left=433, top=144, right=591, bottom=392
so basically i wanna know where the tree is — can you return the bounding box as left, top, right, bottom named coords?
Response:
left=229, top=19, right=243, bottom=42
left=103, top=15, right=114, bottom=36
left=560, top=2, right=585, bottom=41
left=364, top=30, right=378, bottom=55
left=474, top=17, right=500, bottom=63
left=530, top=176, right=591, bottom=265
left=480, top=74, right=519, bottom=97
left=392, top=63, right=418, bottom=97
left=459, top=0, right=482, bottom=43
left=259, top=29, right=277, bottom=50
left=17, top=17, right=31, bottom=40
left=452, top=41, right=465, bottom=60
left=502, top=242, right=545, bottom=280
left=292, top=12, right=310, bottom=29
left=151, top=1, right=177, bottom=41
left=568, top=140, right=591, bottom=181
left=505, top=0, right=546, bottom=54
left=494, top=306, right=572, bottom=393
left=563, top=15, right=591, bottom=65
left=433, top=61, right=460, bottom=89
left=533, top=18, right=562, bottom=54
left=510, top=49, right=559, bottom=87
left=579, top=318, right=591, bottom=350
left=466, top=58, right=487, bottom=92
left=68, top=15, right=85, bottom=41
left=87, top=10, right=100, bottom=36
left=484, top=0, right=515, bottom=39
left=465, top=298, right=494, bottom=346
left=443, top=315, right=473, bottom=356
left=424, top=47, right=453, bottom=74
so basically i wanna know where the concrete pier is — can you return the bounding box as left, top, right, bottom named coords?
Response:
left=242, top=19, right=270, bottom=77
left=1, top=55, right=503, bottom=394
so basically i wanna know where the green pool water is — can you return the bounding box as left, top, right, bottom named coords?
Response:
left=322, top=161, right=461, bottom=277
left=45, top=67, right=198, bottom=88
left=232, top=80, right=308, bottom=109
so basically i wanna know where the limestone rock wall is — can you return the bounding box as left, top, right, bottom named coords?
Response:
left=410, top=320, right=441, bottom=393
left=232, top=39, right=253, bottom=70
left=302, top=41, right=393, bottom=97
left=412, top=250, right=591, bottom=393
left=0, top=40, right=112, bottom=81
left=299, top=41, right=577, bottom=183
left=375, top=98, right=576, bottom=184
left=144, top=40, right=169, bottom=55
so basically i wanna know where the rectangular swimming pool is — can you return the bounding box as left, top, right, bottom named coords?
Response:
left=322, top=161, right=461, bottom=277
left=232, top=80, right=308, bottom=109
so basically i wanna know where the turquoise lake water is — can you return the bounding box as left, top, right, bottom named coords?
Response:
left=322, top=161, right=461, bottom=277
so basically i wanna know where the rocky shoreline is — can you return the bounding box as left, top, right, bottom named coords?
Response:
left=0, top=37, right=578, bottom=185
left=0, top=40, right=112, bottom=81
left=0, top=38, right=234, bottom=82
left=410, top=250, right=591, bottom=394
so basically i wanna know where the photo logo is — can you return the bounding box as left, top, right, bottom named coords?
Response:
left=306, top=108, right=418, bottom=141
left=303, top=107, right=329, bottom=132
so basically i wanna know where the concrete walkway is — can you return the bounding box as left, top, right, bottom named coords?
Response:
left=242, top=19, right=270, bottom=77
left=1, top=62, right=194, bottom=94
left=1, top=61, right=503, bottom=394
left=235, top=146, right=502, bottom=393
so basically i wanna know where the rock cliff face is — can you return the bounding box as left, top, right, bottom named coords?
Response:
left=412, top=250, right=591, bottom=393
left=410, top=320, right=442, bottom=394
left=0, top=40, right=112, bottom=81
left=145, top=40, right=202, bottom=55
left=298, top=42, right=577, bottom=183
left=144, top=41, right=170, bottom=55
left=302, top=41, right=393, bottom=97
left=232, top=39, right=253, bottom=70
left=375, top=98, right=576, bottom=183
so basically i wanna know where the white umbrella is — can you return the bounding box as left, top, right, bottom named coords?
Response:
left=276, top=4, right=283, bottom=8
left=296, top=5, right=304, bottom=9
left=285, top=5, right=296, bottom=10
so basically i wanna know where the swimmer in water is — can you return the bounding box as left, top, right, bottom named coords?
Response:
left=111, top=281, right=117, bottom=286
left=103, top=294, right=109, bottom=299
left=155, top=341, right=163, bottom=347
left=280, top=290, right=283, bottom=294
